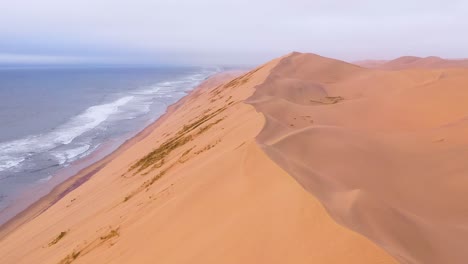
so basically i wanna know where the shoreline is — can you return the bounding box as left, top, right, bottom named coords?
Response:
left=0, top=71, right=241, bottom=240
left=0, top=54, right=402, bottom=264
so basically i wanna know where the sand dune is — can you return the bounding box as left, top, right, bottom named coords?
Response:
left=353, top=59, right=388, bottom=68
left=0, top=56, right=396, bottom=263
left=249, top=52, right=468, bottom=264
left=1, top=51, right=466, bottom=264
left=356, top=56, right=468, bottom=70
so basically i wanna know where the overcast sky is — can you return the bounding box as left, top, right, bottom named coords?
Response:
left=1, top=0, right=467, bottom=66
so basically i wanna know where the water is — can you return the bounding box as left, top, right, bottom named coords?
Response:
left=0, top=66, right=220, bottom=223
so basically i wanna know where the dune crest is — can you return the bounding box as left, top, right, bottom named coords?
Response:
left=2, top=51, right=466, bottom=264
left=356, top=55, right=468, bottom=70
left=249, top=52, right=468, bottom=264
left=0, top=56, right=396, bottom=263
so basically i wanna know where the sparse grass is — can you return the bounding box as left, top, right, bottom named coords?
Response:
left=100, top=228, right=120, bottom=241
left=122, top=103, right=231, bottom=203
left=128, top=134, right=192, bottom=175
left=177, top=106, right=227, bottom=136
left=140, top=159, right=165, bottom=176
left=202, top=108, right=212, bottom=115
left=49, top=231, right=67, bottom=246
left=310, top=96, right=344, bottom=105
left=127, top=106, right=228, bottom=175
left=58, top=227, right=120, bottom=264
left=197, top=118, right=224, bottom=135
left=123, top=170, right=168, bottom=202
left=325, top=96, right=344, bottom=104
left=124, top=164, right=175, bottom=202
left=59, top=250, right=81, bottom=264
left=142, top=170, right=166, bottom=189
left=194, top=139, right=222, bottom=155
left=178, top=146, right=195, bottom=163
left=223, top=66, right=264, bottom=89
left=223, top=77, right=241, bottom=89
left=72, top=252, right=80, bottom=260
left=180, top=147, right=194, bottom=157
left=209, top=84, right=223, bottom=96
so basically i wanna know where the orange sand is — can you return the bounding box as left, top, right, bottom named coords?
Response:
left=356, top=56, right=468, bottom=70
left=2, top=52, right=467, bottom=264
left=0, top=55, right=396, bottom=263
left=250, top=52, right=468, bottom=264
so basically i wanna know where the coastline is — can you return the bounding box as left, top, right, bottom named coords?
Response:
left=0, top=70, right=242, bottom=240
left=0, top=55, right=399, bottom=264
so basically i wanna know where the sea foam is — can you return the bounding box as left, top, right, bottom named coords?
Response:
left=0, top=96, right=134, bottom=171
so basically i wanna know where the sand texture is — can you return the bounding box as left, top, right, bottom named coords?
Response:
left=2, top=51, right=467, bottom=264
left=249, top=52, right=468, bottom=264
left=0, top=55, right=397, bottom=264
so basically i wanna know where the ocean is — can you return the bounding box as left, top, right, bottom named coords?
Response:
left=0, top=66, right=220, bottom=224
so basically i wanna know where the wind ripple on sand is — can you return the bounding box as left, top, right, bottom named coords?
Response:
left=249, top=52, right=468, bottom=264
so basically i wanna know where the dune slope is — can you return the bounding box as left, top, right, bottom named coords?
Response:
left=0, top=56, right=396, bottom=263
left=249, top=52, right=468, bottom=264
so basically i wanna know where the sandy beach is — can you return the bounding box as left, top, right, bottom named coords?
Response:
left=1, top=52, right=468, bottom=264
left=0, top=70, right=243, bottom=240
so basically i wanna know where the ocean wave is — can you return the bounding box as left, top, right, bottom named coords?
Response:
left=121, top=71, right=212, bottom=119
left=37, top=175, right=53, bottom=183
left=0, top=68, right=220, bottom=173
left=54, top=96, right=134, bottom=145
left=51, top=144, right=91, bottom=165
left=0, top=96, right=134, bottom=171
left=0, top=156, right=25, bottom=172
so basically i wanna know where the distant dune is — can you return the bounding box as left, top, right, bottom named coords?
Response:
left=355, top=55, right=468, bottom=70
left=250, top=52, right=468, bottom=264
left=353, top=59, right=388, bottom=68
left=1, top=52, right=468, bottom=264
left=0, top=55, right=395, bottom=264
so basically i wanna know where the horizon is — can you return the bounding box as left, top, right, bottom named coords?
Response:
left=1, top=0, right=468, bottom=66
left=2, top=52, right=468, bottom=69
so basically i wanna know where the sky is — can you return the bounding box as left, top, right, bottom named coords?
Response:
left=1, top=0, right=467, bottom=66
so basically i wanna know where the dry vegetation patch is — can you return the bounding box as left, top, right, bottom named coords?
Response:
left=58, top=227, right=120, bottom=264
left=100, top=228, right=120, bottom=241
left=49, top=231, right=67, bottom=246
left=127, top=106, right=228, bottom=176
left=223, top=66, right=264, bottom=89
left=58, top=251, right=80, bottom=264
left=309, top=96, right=344, bottom=105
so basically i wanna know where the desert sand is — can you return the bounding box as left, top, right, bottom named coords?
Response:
left=0, top=51, right=467, bottom=264
left=0, top=54, right=396, bottom=264
left=355, top=56, right=468, bottom=70
left=250, top=52, right=468, bottom=264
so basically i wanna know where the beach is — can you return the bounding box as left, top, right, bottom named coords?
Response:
left=0, top=70, right=242, bottom=240
left=1, top=52, right=468, bottom=264
left=0, top=54, right=397, bottom=263
left=0, top=66, right=219, bottom=225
